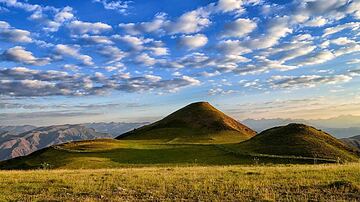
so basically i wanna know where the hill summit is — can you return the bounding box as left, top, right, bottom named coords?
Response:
left=117, top=102, right=256, bottom=143
left=236, top=123, right=359, bottom=161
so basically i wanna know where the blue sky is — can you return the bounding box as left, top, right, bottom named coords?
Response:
left=0, top=0, right=360, bottom=125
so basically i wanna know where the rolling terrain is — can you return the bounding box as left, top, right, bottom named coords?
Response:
left=229, top=123, right=359, bottom=162
left=1, top=102, right=358, bottom=170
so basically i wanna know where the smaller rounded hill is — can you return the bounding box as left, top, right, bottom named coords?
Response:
left=116, top=102, right=256, bottom=143
left=236, top=123, right=359, bottom=162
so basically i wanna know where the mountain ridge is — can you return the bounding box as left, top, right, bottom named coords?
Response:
left=0, top=124, right=112, bottom=161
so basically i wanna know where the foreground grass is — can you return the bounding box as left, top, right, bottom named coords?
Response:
left=0, top=164, right=359, bottom=201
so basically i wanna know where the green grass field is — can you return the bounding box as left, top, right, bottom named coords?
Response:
left=0, top=164, right=359, bottom=201
left=0, top=139, right=343, bottom=170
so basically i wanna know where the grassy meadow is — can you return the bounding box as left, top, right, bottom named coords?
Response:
left=0, top=163, right=359, bottom=201
left=0, top=139, right=340, bottom=170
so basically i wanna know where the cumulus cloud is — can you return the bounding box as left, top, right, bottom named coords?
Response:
left=113, top=34, right=152, bottom=50
left=98, top=46, right=126, bottom=64
left=55, top=44, right=94, bottom=66
left=135, top=53, right=156, bottom=66
left=323, top=22, right=360, bottom=37
left=29, top=6, right=75, bottom=32
left=245, top=16, right=292, bottom=50
left=1, top=46, right=50, bottom=65
left=119, top=13, right=168, bottom=35
left=93, top=0, right=131, bottom=14
left=77, top=34, right=113, bottom=45
left=68, top=20, right=112, bottom=34
left=3, top=0, right=76, bottom=32
left=304, top=17, right=328, bottom=27
left=220, top=18, right=257, bottom=38
left=178, top=34, right=208, bottom=50
left=166, top=7, right=211, bottom=34
left=269, top=74, right=352, bottom=89
left=0, top=67, right=201, bottom=96
left=296, top=50, right=335, bottom=66
left=112, top=34, right=169, bottom=55
left=0, top=21, right=32, bottom=43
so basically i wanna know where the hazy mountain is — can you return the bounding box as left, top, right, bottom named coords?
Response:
left=84, top=122, right=147, bottom=137
left=0, top=125, right=36, bottom=136
left=341, top=135, right=360, bottom=151
left=117, top=102, right=256, bottom=143
left=0, top=124, right=112, bottom=161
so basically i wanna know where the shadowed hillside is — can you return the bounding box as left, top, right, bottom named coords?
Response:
left=233, top=123, right=359, bottom=162
left=117, top=102, right=256, bottom=143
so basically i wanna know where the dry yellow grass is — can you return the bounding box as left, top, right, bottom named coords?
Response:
left=0, top=163, right=359, bottom=201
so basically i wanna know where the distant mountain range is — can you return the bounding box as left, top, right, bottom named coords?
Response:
left=0, top=125, right=37, bottom=136
left=341, top=135, right=360, bottom=151
left=0, top=124, right=112, bottom=161
left=84, top=122, right=147, bottom=137
left=0, top=122, right=146, bottom=161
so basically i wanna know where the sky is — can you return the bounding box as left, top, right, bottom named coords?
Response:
left=0, top=0, right=360, bottom=126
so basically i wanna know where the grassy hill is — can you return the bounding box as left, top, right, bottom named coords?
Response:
left=1, top=103, right=359, bottom=170
left=117, top=102, right=256, bottom=143
left=230, top=123, right=359, bottom=162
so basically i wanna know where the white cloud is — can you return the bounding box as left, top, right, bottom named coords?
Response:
left=323, top=22, right=360, bottom=37
left=1, top=46, right=50, bottom=65
left=269, top=74, right=352, bottom=89
left=220, top=18, right=257, bottom=38
left=304, top=16, right=328, bottom=27
left=245, top=16, right=292, bottom=49
left=178, top=34, right=208, bottom=50
left=54, top=6, right=74, bottom=23
left=166, top=8, right=211, bottom=34
left=347, top=59, right=360, bottom=64
left=68, top=20, right=112, bottom=34
left=135, top=53, right=156, bottom=66
left=93, top=0, right=131, bottom=14
left=113, top=34, right=152, bottom=50
left=119, top=13, right=168, bottom=35
left=147, top=47, right=168, bottom=56
left=296, top=50, right=335, bottom=66
left=0, top=21, right=32, bottom=43
left=98, top=46, right=126, bottom=64
left=78, top=35, right=113, bottom=45
left=331, top=37, right=356, bottom=46
left=216, top=0, right=244, bottom=14
left=55, top=44, right=94, bottom=66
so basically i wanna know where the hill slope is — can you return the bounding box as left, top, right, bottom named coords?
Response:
left=0, top=124, right=112, bottom=161
left=233, top=123, right=359, bottom=162
left=117, top=102, right=256, bottom=143
left=341, top=135, right=360, bottom=151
